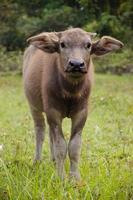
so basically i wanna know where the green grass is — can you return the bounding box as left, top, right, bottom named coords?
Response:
left=0, top=74, right=133, bottom=200
left=0, top=47, right=133, bottom=75
left=94, top=49, right=133, bottom=74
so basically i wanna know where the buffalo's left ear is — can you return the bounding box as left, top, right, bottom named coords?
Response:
left=27, top=32, right=60, bottom=53
left=91, top=36, right=124, bottom=56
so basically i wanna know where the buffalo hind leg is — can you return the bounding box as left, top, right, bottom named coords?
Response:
left=31, top=108, right=45, bottom=162
left=49, top=129, right=55, bottom=163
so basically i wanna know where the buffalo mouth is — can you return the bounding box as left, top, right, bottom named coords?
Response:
left=65, top=68, right=87, bottom=74
left=64, top=69, right=87, bottom=79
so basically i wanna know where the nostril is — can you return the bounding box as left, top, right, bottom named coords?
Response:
left=69, top=61, right=75, bottom=67
left=79, top=62, right=84, bottom=67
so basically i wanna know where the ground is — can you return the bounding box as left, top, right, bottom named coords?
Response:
left=0, top=74, right=133, bottom=200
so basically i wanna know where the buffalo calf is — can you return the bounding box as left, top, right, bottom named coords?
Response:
left=23, top=28, right=123, bottom=180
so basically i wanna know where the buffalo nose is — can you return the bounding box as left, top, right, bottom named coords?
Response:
left=69, top=59, right=85, bottom=68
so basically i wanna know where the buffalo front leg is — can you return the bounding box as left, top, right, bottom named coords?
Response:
left=47, top=110, right=67, bottom=179
left=68, top=108, right=88, bottom=180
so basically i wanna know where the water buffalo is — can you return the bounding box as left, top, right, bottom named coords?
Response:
left=23, top=28, right=123, bottom=180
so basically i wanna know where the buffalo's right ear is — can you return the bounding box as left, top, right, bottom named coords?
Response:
left=27, top=32, right=60, bottom=53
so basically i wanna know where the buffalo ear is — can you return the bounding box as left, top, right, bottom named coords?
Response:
left=27, top=32, right=60, bottom=53
left=91, top=36, right=124, bottom=56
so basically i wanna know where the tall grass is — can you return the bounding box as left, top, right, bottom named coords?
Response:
left=0, top=74, right=133, bottom=200
left=0, top=47, right=133, bottom=75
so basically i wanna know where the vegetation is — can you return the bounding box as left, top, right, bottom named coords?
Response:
left=0, top=74, right=133, bottom=199
left=0, top=0, right=133, bottom=50
left=0, top=48, right=132, bottom=75
left=0, top=1, right=132, bottom=199
left=0, top=47, right=22, bottom=73
left=0, top=0, right=132, bottom=73
left=94, top=49, right=133, bottom=74
left=0, top=1, right=132, bottom=48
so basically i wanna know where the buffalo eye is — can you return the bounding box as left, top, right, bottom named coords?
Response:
left=60, top=42, right=66, bottom=48
left=86, top=42, right=91, bottom=49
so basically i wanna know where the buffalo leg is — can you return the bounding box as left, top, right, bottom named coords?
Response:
left=47, top=109, right=67, bottom=179
left=68, top=108, right=88, bottom=180
left=31, top=108, right=45, bottom=162
left=49, top=128, right=55, bottom=163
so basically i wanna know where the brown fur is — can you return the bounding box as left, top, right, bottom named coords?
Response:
left=23, top=28, right=123, bottom=179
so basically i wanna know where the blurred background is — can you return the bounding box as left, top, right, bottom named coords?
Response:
left=0, top=0, right=132, bottom=74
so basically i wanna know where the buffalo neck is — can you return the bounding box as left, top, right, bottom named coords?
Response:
left=58, top=72, right=87, bottom=96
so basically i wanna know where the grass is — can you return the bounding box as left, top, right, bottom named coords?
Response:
left=0, top=74, right=133, bottom=200
left=0, top=47, right=133, bottom=75
left=94, top=49, right=133, bottom=74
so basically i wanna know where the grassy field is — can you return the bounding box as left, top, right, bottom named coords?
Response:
left=0, top=74, right=133, bottom=200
